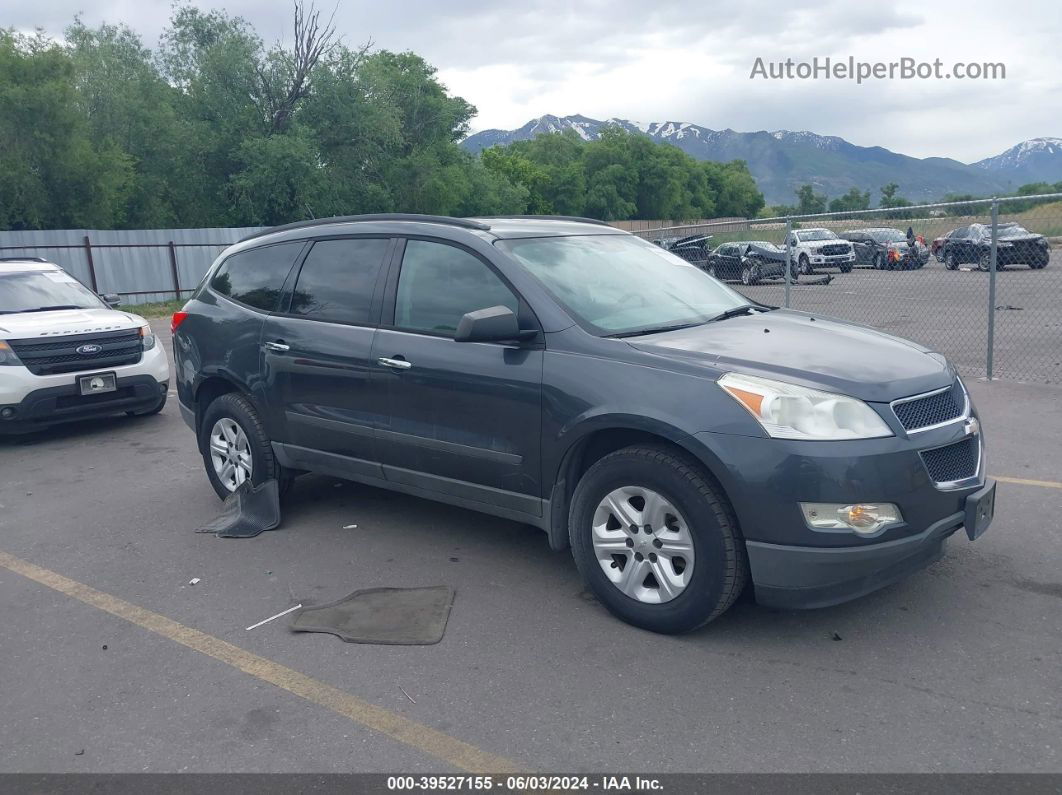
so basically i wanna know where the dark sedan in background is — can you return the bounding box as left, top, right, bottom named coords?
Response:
left=940, top=223, right=1050, bottom=270
left=843, top=228, right=928, bottom=270
left=706, top=241, right=798, bottom=284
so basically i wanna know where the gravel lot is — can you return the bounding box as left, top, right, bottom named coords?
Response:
left=0, top=322, right=1059, bottom=774
left=726, top=251, right=1062, bottom=385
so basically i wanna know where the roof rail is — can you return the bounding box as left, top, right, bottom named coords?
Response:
left=0, top=256, right=49, bottom=263
left=472, top=214, right=613, bottom=227
left=238, top=214, right=492, bottom=243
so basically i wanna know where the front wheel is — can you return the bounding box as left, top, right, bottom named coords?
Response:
left=199, top=392, right=291, bottom=500
left=944, top=252, right=958, bottom=270
left=978, top=251, right=991, bottom=272
left=741, top=262, right=760, bottom=285
left=799, top=254, right=813, bottom=275
left=569, top=445, right=747, bottom=634
left=840, top=262, right=853, bottom=273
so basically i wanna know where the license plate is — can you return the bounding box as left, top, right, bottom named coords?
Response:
left=78, top=372, right=117, bottom=396
left=964, top=480, right=996, bottom=540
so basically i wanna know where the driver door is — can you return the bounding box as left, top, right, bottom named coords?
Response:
left=370, top=238, right=544, bottom=516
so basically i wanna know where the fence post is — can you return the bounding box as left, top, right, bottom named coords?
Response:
left=784, top=217, right=793, bottom=308
left=987, top=199, right=998, bottom=380
left=167, top=241, right=181, bottom=300
left=82, top=235, right=99, bottom=293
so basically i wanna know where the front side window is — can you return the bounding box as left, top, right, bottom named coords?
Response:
left=394, top=240, right=518, bottom=336
left=0, top=270, right=103, bottom=314
left=499, top=234, right=748, bottom=337
left=289, top=238, right=390, bottom=325
left=211, top=242, right=303, bottom=311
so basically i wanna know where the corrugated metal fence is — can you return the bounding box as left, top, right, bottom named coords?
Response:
left=0, top=227, right=266, bottom=305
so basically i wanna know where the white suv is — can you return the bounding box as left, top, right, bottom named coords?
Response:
left=0, top=258, right=170, bottom=435
left=784, top=228, right=856, bottom=274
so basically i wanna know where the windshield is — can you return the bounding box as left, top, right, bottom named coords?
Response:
left=795, top=229, right=838, bottom=242
left=498, top=234, right=749, bottom=336
left=866, top=229, right=906, bottom=242
left=0, top=270, right=103, bottom=314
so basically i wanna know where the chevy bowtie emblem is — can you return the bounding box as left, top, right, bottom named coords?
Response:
left=964, top=417, right=980, bottom=436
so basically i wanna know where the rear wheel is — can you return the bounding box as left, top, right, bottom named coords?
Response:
left=199, top=392, right=292, bottom=500
left=569, top=445, right=747, bottom=634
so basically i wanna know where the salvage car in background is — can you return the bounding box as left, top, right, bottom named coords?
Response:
left=844, top=228, right=928, bottom=270
left=941, top=223, right=1050, bottom=270
left=706, top=241, right=798, bottom=284
left=784, top=228, right=855, bottom=274
left=661, top=234, right=713, bottom=268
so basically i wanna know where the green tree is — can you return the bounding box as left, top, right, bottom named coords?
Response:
left=828, top=187, right=870, bottom=213
left=794, top=184, right=827, bottom=215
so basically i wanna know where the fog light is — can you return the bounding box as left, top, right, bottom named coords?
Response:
left=1, top=407, right=15, bottom=419
left=800, top=502, right=903, bottom=535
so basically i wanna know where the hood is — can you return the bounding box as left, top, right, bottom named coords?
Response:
left=0, top=307, right=144, bottom=339
left=629, top=310, right=953, bottom=402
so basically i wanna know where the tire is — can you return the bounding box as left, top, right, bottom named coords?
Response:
left=944, top=252, right=958, bottom=270
left=799, top=254, right=813, bottom=275
left=706, top=263, right=717, bottom=278
left=126, top=390, right=167, bottom=417
left=198, top=392, right=292, bottom=500
left=840, top=263, right=853, bottom=274
left=569, top=444, right=747, bottom=634
left=789, top=263, right=800, bottom=282
left=978, top=251, right=991, bottom=272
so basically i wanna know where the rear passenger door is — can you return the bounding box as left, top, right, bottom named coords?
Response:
left=260, top=236, right=394, bottom=467
left=371, top=238, right=544, bottom=516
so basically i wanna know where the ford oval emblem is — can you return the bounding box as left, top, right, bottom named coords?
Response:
left=76, top=344, right=103, bottom=355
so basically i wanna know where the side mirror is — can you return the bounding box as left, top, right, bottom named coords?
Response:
left=101, top=293, right=122, bottom=308
left=454, top=305, right=534, bottom=343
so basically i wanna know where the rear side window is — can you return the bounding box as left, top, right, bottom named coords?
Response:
left=211, top=242, right=303, bottom=311
left=394, top=240, right=518, bottom=336
left=289, top=238, right=390, bottom=325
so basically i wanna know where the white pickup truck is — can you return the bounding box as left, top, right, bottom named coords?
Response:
left=784, top=228, right=856, bottom=274
left=0, top=258, right=170, bottom=435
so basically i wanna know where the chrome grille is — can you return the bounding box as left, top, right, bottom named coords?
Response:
left=921, top=437, right=979, bottom=484
left=893, top=384, right=964, bottom=432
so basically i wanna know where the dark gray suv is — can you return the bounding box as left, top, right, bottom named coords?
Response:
left=172, top=214, right=996, bottom=633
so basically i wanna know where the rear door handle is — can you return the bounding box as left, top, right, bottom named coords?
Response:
left=377, top=356, right=412, bottom=370
left=263, top=341, right=290, bottom=352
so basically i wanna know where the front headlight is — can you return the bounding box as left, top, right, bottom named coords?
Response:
left=0, top=340, right=22, bottom=366
left=718, top=373, right=893, bottom=440
left=138, top=324, right=156, bottom=351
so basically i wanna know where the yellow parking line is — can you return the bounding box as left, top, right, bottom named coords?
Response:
left=993, top=475, right=1062, bottom=490
left=0, top=549, right=525, bottom=774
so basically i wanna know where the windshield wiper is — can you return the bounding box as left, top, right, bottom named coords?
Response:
left=707, top=304, right=766, bottom=323
left=605, top=321, right=707, bottom=338
left=20, top=305, right=83, bottom=313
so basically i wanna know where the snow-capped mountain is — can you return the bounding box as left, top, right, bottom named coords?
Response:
left=973, top=138, right=1062, bottom=185
left=462, top=114, right=1051, bottom=205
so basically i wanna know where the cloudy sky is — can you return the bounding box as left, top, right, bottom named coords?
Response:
left=12, top=0, right=1061, bottom=161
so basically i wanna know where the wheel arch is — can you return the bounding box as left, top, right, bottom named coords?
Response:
left=544, top=417, right=739, bottom=553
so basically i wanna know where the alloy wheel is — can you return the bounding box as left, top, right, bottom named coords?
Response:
left=591, top=486, right=695, bottom=604
left=209, top=418, right=253, bottom=492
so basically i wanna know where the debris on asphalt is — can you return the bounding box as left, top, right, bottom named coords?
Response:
left=830, top=632, right=843, bottom=641
left=188, top=577, right=201, bottom=586
left=101, top=645, right=108, bottom=650
left=399, top=685, right=416, bottom=704
left=343, top=524, right=358, bottom=529
left=245, top=604, right=303, bottom=631
left=75, top=749, right=84, bottom=756
left=448, top=556, right=460, bottom=563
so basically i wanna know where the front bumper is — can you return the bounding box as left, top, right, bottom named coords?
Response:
left=809, top=253, right=855, bottom=265
left=748, top=497, right=981, bottom=610
left=0, top=374, right=168, bottom=434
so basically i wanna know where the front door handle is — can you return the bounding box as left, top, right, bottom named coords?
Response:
left=377, top=356, right=412, bottom=370
left=263, top=341, right=290, bottom=352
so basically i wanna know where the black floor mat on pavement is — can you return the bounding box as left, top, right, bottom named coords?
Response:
left=195, top=479, right=281, bottom=538
left=289, top=586, right=455, bottom=645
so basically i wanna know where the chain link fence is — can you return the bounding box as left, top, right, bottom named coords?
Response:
left=631, top=193, right=1062, bottom=385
